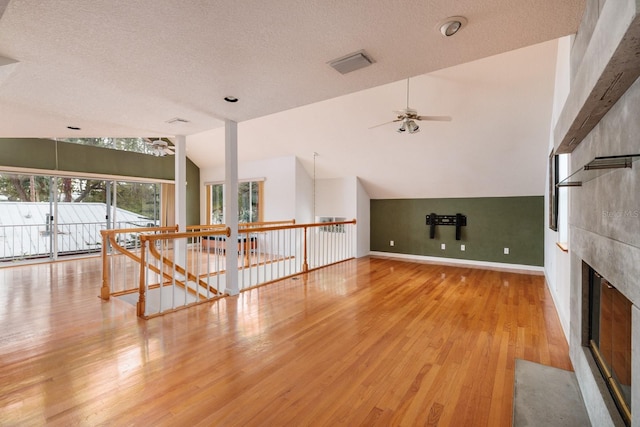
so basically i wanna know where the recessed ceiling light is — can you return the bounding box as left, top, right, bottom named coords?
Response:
left=67, top=126, right=81, bottom=130
left=438, top=16, right=467, bottom=37
left=224, top=96, right=239, bottom=103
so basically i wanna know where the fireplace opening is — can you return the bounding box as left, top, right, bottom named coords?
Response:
left=587, top=264, right=632, bottom=425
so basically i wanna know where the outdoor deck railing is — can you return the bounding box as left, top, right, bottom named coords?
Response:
left=100, top=219, right=356, bottom=318
left=0, top=220, right=154, bottom=263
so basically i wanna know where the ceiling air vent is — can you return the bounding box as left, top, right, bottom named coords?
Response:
left=328, top=50, right=374, bottom=75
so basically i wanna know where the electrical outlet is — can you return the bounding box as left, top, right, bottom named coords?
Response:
left=504, top=247, right=509, bottom=255
left=441, top=243, right=446, bottom=250
left=460, top=244, right=465, bottom=251
left=390, top=240, right=394, bottom=246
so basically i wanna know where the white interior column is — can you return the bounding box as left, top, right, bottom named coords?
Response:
left=174, top=135, right=187, bottom=267
left=224, top=120, right=239, bottom=295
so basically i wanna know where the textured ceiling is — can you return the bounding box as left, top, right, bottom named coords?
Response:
left=188, top=39, right=561, bottom=199
left=0, top=0, right=583, bottom=138
left=0, top=0, right=585, bottom=199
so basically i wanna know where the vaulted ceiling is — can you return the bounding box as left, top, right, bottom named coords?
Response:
left=0, top=0, right=584, bottom=198
left=188, top=39, right=563, bottom=198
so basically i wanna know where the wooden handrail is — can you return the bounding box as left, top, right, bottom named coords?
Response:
left=136, top=227, right=233, bottom=315
left=239, top=219, right=295, bottom=228
left=101, top=225, right=215, bottom=301
left=107, top=233, right=199, bottom=298
left=303, top=226, right=308, bottom=272
left=103, top=220, right=356, bottom=317
left=140, top=227, right=230, bottom=242
left=233, top=219, right=356, bottom=236
left=107, top=234, right=142, bottom=263
left=186, top=220, right=295, bottom=232
left=100, top=226, right=178, bottom=300
left=137, top=239, right=146, bottom=317
left=100, top=232, right=110, bottom=300
left=232, top=220, right=356, bottom=271
left=138, top=228, right=230, bottom=298
left=101, top=225, right=178, bottom=236
left=186, top=224, right=227, bottom=232
left=146, top=240, right=220, bottom=297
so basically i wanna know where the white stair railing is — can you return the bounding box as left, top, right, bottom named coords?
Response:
left=100, top=219, right=356, bottom=318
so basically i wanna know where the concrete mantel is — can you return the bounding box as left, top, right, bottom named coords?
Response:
left=557, top=1, right=640, bottom=425
left=554, top=0, right=640, bottom=154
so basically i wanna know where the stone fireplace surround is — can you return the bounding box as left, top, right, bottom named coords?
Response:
left=554, top=0, right=640, bottom=426
left=554, top=1, right=640, bottom=425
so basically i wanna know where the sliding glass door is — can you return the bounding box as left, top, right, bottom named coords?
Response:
left=0, top=173, right=160, bottom=263
left=0, top=173, right=58, bottom=261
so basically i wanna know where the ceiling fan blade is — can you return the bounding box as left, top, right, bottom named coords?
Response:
left=368, top=119, right=402, bottom=129
left=415, top=115, right=452, bottom=122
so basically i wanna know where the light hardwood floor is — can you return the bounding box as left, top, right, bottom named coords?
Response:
left=0, top=256, right=571, bottom=426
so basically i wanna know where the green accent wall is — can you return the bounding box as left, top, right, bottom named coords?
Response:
left=371, top=196, right=544, bottom=266
left=0, top=138, right=200, bottom=225
left=0, top=138, right=57, bottom=170
left=185, top=156, right=200, bottom=227
left=56, top=141, right=176, bottom=180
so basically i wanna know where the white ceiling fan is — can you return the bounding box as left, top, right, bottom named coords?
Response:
left=145, top=138, right=175, bottom=156
left=370, top=78, right=452, bottom=133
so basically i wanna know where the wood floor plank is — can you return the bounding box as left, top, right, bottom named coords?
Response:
left=0, top=256, right=572, bottom=426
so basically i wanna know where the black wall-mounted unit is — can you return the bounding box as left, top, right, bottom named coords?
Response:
left=426, top=213, right=467, bottom=240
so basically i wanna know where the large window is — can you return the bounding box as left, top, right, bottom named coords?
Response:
left=206, top=180, right=263, bottom=224
left=0, top=173, right=160, bottom=262
left=58, top=137, right=163, bottom=156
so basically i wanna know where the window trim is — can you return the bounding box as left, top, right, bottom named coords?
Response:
left=548, top=151, right=559, bottom=231
left=205, top=179, right=264, bottom=225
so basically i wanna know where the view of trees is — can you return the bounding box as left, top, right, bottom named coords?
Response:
left=238, top=181, right=260, bottom=223
left=208, top=181, right=260, bottom=224
left=116, top=181, right=159, bottom=220
left=0, top=174, right=159, bottom=219
left=59, top=137, right=155, bottom=155
left=0, top=175, right=50, bottom=202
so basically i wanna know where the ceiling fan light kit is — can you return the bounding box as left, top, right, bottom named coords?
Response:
left=397, top=118, right=420, bottom=134
left=369, top=78, right=451, bottom=134
left=145, top=138, right=175, bottom=157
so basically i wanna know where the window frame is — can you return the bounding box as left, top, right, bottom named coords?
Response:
left=205, top=179, right=264, bottom=225
left=548, top=151, right=559, bottom=231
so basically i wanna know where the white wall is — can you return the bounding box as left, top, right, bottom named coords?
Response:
left=295, top=157, right=313, bottom=223
left=316, top=177, right=353, bottom=218
left=197, top=147, right=370, bottom=257
left=316, top=176, right=370, bottom=258
left=544, top=36, right=573, bottom=341
left=199, top=155, right=299, bottom=223
left=356, top=178, right=370, bottom=258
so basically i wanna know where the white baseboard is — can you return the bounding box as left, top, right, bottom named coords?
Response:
left=368, top=251, right=544, bottom=275
left=544, top=270, right=571, bottom=342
